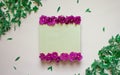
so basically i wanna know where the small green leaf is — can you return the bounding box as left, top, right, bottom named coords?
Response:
left=78, top=73, right=80, bottom=75
left=85, top=8, right=91, bottom=13
left=33, top=6, right=38, bottom=12
left=57, top=6, right=61, bottom=12
left=7, top=38, right=12, bottom=40
left=14, top=25, right=16, bottom=31
left=13, top=66, right=16, bottom=70
left=18, top=20, right=21, bottom=27
left=21, top=12, right=27, bottom=18
left=32, top=0, right=42, bottom=6
left=15, top=56, right=20, bottom=61
left=77, top=0, right=79, bottom=4
left=48, top=66, right=52, bottom=71
left=0, top=2, right=4, bottom=7
left=103, top=27, right=105, bottom=32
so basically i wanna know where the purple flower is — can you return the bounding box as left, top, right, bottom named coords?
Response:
left=39, top=15, right=81, bottom=25
left=45, top=53, right=52, bottom=61
left=51, top=52, right=58, bottom=60
left=75, top=53, right=82, bottom=61
left=60, top=53, right=69, bottom=61
left=65, top=16, right=74, bottom=24
left=39, top=15, right=47, bottom=25
left=56, top=57, right=61, bottom=63
left=57, top=16, right=66, bottom=24
left=46, top=16, right=56, bottom=26
left=74, top=16, right=81, bottom=25
left=39, top=53, right=46, bottom=60
left=39, top=52, right=82, bottom=63
left=69, top=52, right=77, bottom=62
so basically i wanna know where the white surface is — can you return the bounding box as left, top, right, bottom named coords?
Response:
left=0, top=0, right=120, bottom=75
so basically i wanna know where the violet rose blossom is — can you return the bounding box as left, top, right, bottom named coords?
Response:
left=75, top=53, right=82, bottom=61
left=39, top=15, right=47, bottom=25
left=51, top=52, right=58, bottom=60
left=68, top=16, right=75, bottom=24
left=46, top=16, right=56, bottom=26
left=69, top=52, right=77, bottom=62
left=60, top=53, right=69, bottom=61
left=45, top=53, right=53, bottom=61
left=56, top=57, right=61, bottom=63
left=74, top=16, right=81, bottom=25
left=57, top=16, right=66, bottom=24
left=39, top=53, right=46, bottom=60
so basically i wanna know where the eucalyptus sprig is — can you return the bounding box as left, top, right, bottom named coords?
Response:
left=0, top=0, right=42, bottom=37
left=86, top=34, right=120, bottom=75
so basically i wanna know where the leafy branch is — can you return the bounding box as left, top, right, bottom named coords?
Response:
left=86, top=34, right=120, bottom=75
left=0, top=0, right=42, bottom=37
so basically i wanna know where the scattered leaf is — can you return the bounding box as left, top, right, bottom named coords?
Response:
left=13, top=66, right=16, bottom=70
left=103, top=27, right=105, bottom=32
left=15, top=56, right=20, bottom=61
left=77, top=0, right=79, bottom=4
left=7, top=38, right=12, bottom=40
left=85, top=8, right=91, bottom=13
left=57, top=6, right=61, bottom=12
left=33, top=6, right=38, bottom=12
left=32, top=0, right=42, bottom=6
left=48, top=66, right=52, bottom=71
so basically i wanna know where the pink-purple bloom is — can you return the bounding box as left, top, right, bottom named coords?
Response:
left=60, top=53, right=69, bottom=61
left=45, top=53, right=53, bottom=61
left=46, top=17, right=56, bottom=26
left=76, top=53, right=82, bottom=61
left=39, top=52, right=82, bottom=63
left=69, top=52, right=77, bottom=62
left=39, top=15, right=47, bottom=25
left=74, top=16, right=81, bottom=25
left=39, top=15, right=81, bottom=26
left=39, top=53, right=46, bottom=60
left=51, top=52, right=58, bottom=60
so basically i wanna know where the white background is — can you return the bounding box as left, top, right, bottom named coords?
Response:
left=0, top=0, right=120, bottom=75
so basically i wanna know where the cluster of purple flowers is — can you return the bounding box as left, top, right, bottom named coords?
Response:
left=39, top=52, right=82, bottom=63
left=39, top=15, right=81, bottom=26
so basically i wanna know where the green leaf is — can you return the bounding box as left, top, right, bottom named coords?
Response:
left=0, top=2, right=4, bottom=7
left=77, top=0, right=79, bottom=4
left=86, top=68, right=92, bottom=75
left=48, top=66, right=52, bottom=71
left=57, top=6, right=61, bottom=12
left=18, top=20, right=21, bottom=27
left=103, top=27, right=105, bottom=32
left=85, top=8, right=91, bottom=13
left=32, top=0, right=42, bottom=6
left=7, top=38, right=12, bottom=40
left=13, top=66, right=16, bottom=70
left=78, top=73, right=80, bottom=75
left=15, top=56, right=20, bottom=61
left=33, top=6, right=38, bottom=12
left=21, top=12, right=27, bottom=18
left=115, top=34, right=120, bottom=43
left=108, top=36, right=115, bottom=44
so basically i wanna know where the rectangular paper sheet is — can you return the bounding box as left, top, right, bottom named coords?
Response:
left=39, top=25, right=80, bottom=53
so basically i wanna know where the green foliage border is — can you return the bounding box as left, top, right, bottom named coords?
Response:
left=0, top=0, right=42, bottom=37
